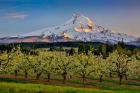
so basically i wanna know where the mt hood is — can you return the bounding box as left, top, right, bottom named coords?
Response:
left=0, top=14, right=139, bottom=46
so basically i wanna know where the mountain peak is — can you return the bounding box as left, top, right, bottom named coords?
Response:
left=0, top=14, right=139, bottom=47
left=64, top=14, right=94, bottom=33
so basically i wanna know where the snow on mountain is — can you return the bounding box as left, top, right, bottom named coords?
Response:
left=0, top=14, right=139, bottom=46
left=22, top=14, right=94, bottom=37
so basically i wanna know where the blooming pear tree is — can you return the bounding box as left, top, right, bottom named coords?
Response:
left=0, top=51, right=13, bottom=73
left=108, top=50, right=131, bottom=84
left=127, top=55, right=140, bottom=79
left=75, top=52, right=94, bottom=86
left=31, top=51, right=45, bottom=80
left=10, top=47, right=25, bottom=77
left=42, top=51, right=58, bottom=82
left=93, top=55, right=109, bottom=82
left=55, top=52, right=76, bottom=83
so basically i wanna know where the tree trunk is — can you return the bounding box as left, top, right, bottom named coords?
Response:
left=82, top=77, right=86, bottom=88
left=25, top=70, right=28, bottom=78
left=109, top=72, right=112, bottom=78
left=36, top=73, right=42, bottom=80
left=47, top=73, right=51, bottom=82
left=124, top=74, right=128, bottom=80
left=62, top=73, right=67, bottom=84
left=99, top=75, right=103, bottom=82
left=14, top=70, right=18, bottom=78
left=119, top=75, right=123, bottom=85
left=69, top=75, right=72, bottom=79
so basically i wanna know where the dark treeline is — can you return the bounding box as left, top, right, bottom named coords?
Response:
left=0, top=42, right=139, bottom=57
left=0, top=42, right=103, bottom=49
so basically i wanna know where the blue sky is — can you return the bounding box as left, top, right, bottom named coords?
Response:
left=0, top=0, right=140, bottom=37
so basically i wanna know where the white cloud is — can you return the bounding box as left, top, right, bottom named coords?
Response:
left=5, top=12, right=28, bottom=20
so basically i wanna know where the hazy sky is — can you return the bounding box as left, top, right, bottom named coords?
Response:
left=0, top=0, right=140, bottom=37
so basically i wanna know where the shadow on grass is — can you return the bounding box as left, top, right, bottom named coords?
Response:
left=0, top=77, right=28, bottom=83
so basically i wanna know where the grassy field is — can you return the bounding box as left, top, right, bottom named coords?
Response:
left=0, top=81, right=140, bottom=93
left=0, top=76, right=140, bottom=93
left=0, top=82, right=112, bottom=93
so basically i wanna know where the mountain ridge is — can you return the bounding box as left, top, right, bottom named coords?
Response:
left=0, top=14, right=139, bottom=46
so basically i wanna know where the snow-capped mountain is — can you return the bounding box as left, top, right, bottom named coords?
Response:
left=0, top=14, right=139, bottom=46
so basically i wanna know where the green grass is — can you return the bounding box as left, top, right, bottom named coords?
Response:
left=0, top=81, right=140, bottom=93
left=0, top=77, right=140, bottom=93
left=0, top=77, right=27, bottom=83
left=0, top=82, right=111, bottom=93
left=67, top=79, right=140, bottom=93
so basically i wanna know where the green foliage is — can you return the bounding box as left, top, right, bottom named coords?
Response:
left=78, top=44, right=94, bottom=55
left=0, top=82, right=114, bottom=93
left=0, top=51, right=13, bottom=73
left=93, top=55, right=109, bottom=82
left=75, top=52, right=94, bottom=85
left=66, top=48, right=76, bottom=56
left=108, top=50, right=127, bottom=84
left=55, top=54, right=76, bottom=83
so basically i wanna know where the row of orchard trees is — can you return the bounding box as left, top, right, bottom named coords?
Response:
left=0, top=47, right=140, bottom=85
